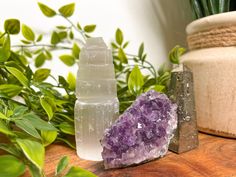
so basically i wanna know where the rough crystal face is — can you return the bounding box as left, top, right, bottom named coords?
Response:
left=101, top=90, right=177, bottom=169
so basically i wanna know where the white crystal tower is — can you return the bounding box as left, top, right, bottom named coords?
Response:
left=75, top=38, right=119, bottom=161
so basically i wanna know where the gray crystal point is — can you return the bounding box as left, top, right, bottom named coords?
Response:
left=168, top=64, right=198, bottom=153
left=101, top=90, right=177, bottom=169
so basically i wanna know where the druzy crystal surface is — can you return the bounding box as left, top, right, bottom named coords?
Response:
left=101, top=90, right=177, bottom=169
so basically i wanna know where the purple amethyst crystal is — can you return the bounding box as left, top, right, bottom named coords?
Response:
left=101, top=90, right=177, bottom=169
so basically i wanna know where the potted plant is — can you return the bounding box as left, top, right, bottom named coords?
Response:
left=182, top=0, right=236, bottom=138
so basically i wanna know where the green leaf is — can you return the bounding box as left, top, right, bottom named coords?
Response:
left=59, top=3, right=75, bottom=17
left=24, top=50, right=33, bottom=58
left=59, top=122, right=75, bottom=135
left=67, top=72, right=76, bottom=90
left=35, top=53, right=46, bottom=67
left=218, top=0, right=228, bottom=13
left=0, top=84, right=22, bottom=98
left=45, top=50, right=52, bottom=60
left=38, top=2, right=56, bottom=17
left=0, top=120, right=15, bottom=136
left=56, top=156, right=69, bottom=176
left=59, top=55, right=75, bottom=66
left=128, top=65, right=144, bottom=95
left=69, top=31, right=74, bottom=39
left=0, top=112, right=8, bottom=120
left=34, top=49, right=42, bottom=55
left=118, top=48, right=128, bottom=63
left=223, top=0, right=230, bottom=12
left=56, top=25, right=67, bottom=30
left=207, top=0, right=218, bottom=14
left=0, top=155, right=25, bottom=177
left=5, top=60, right=24, bottom=71
left=6, top=66, right=29, bottom=87
left=57, top=137, right=75, bottom=149
left=21, top=40, right=31, bottom=44
left=26, top=66, right=33, bottom=80
left=158, top=62, right=171, bottom=76
left=16, top=139, right=45, bottom=171
left=23, top=113, right=57, bottom=131
left=77, top=23, right=82, bottom=30
left=40, top=96, right=54, bottom=121
left=58, top=31, right=67, bottom=40
left=4, top=19, right=20, bottom=34
left=33, top=68, right=50, bottom=82
left=111, top=42, right=118, bottom=49
left=51, top=31, right=61, bottom=45
left=153, top=85, right=165, bottom=93
left=19, top=55, right=28, bottom=65
left=115, top=28, right=123, bottom=45
left=0, top=144, right=21, bottom=157
left=138, top=43, right=144, bottom=59
left=0, top=32, right=5, bottom=45
left=200, top=0, right=210, bottom=16
left=72, top=43, right=80, bottom=59
left=15, top=119, right=41, bottom=139
left=117, top=86, right=128, bottom=96
left=142, top=54, right=147, bottom=61
left=28, top=162, right=41, bottom=177
left=36, top=34, right=43, bottom=42
left=158, top=72, right=171, bottom=85
left=84, top=24, right=96, bottom=33
left=64, top=166, right=97, bottom=177
left=0, top=34, right=11, bottom=62
left=145, top=84, right=165, bottom=93
left=168, top=45, right=186, bottom=64
left=59, top=76, right=69, bottom=88
left=85, top=34, right=91, bottom=38
left=13, top=106, right=28, bottom=117
left=123, top=41, right=129, bottom=48
left=190, top=0, right=204, bottom=19
left=22, top=24, right=35, bottom=41
left=41, top=130, right=57, bottom=146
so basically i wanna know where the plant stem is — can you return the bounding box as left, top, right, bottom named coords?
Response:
left=126, top=56, right=157, bottom=83
left=58, top=14, right=87, bottom=42
left=143, top=59, right=157, bottom=83
left=0, top=32, right=7, bottom=39
left=11, top=44, right=72, bottom=50
left=115, top=66, right=152, bottom=78
left=49, top=74, right=59, bottom=85
left=112, top=51, right=157, bottom=81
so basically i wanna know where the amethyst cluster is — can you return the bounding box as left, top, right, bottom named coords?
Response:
left=101, top=90, right=177, bottom=169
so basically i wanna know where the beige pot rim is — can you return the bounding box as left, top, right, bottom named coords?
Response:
left=186, top=11, right=236, bottom=35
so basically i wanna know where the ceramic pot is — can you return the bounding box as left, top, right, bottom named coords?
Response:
left=181, top=12, right=236, bottom=138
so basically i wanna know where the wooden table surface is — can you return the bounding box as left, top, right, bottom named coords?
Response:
left=23, top=133, right=235, bottom=177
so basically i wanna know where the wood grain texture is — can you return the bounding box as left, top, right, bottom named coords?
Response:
left=22, top=133, right=236, bottom=177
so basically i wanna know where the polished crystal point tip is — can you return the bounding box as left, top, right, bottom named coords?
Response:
left=85, top=37, right=107, bottom=49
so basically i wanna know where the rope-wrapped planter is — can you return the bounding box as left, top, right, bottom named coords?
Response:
left=181, top=12, right=236, bottom=138
left=188, top=25, right=236, bottom=50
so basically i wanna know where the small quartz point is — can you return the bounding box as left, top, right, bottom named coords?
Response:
left=101, top=90, right=177, bottom=169
left=74, top=38, right=119, bottom=161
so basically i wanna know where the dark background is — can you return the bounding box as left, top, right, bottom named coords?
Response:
left=230, top=1, right=236, bottom=10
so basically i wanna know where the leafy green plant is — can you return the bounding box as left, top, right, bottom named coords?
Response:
left=54, top=156, right=96, bottom=177
left=0, top=1, right=184, bottom=176
left=189, top=0, right=231, bottom=19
